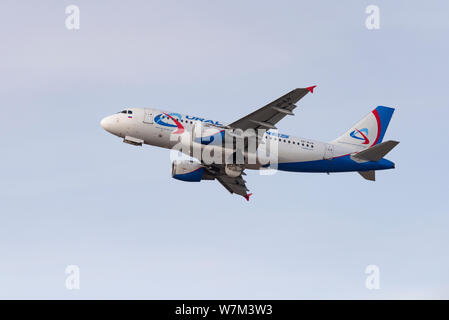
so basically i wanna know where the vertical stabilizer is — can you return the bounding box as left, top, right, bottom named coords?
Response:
left=333, top=106, right=395, bottom=149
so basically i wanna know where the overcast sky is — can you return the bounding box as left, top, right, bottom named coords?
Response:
left=0, top=0, right=448, bottom=299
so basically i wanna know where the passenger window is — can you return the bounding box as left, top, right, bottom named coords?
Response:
left=128, top=110, right=132, bottom=114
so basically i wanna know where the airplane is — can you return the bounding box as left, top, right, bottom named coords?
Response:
left=100, top=86, right=399, bottom=200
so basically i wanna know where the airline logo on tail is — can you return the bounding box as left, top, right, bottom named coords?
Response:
left=350, top=128, right=369, bottom=144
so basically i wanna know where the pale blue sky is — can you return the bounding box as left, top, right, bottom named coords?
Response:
left=0, top=0, right=448, bottom=299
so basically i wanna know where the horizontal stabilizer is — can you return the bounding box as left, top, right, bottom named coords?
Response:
left=358, top=170, right=375, bottom=181
left=354, top=140, right=399, bottom=162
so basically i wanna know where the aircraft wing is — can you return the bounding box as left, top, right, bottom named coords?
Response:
left=228, top=86, right=316, bottom=131
left=202, top=164, right=252, bottom=200
left=216, top=174, right=252, bottom=201
left=201, top=86, right=316, bottom=201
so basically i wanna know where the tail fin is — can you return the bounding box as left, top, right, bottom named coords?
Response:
left=333, top=106, right=395, bottom=149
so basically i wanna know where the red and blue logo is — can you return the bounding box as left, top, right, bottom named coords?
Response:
left=350, top=128, right=369, bottom=144
left=154, top=113, right=184, bottom=134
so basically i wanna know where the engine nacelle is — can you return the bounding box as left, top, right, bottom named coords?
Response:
left=225, top=164, right=243, bottom=178
left=172, top=160, right=205, bottom=182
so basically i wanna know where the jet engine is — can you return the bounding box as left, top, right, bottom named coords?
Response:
left=225, top=164, right=243, bottom=178
left=171, top=160, right=205, bottom=182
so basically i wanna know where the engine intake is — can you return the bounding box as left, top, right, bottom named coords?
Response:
left=172, top=160, right=205, bottom=182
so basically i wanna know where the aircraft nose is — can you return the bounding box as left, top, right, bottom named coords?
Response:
left=100, top=115, right=114, bottom=132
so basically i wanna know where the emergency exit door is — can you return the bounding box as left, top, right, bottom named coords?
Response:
left=324, top=144, right=334, bottom=160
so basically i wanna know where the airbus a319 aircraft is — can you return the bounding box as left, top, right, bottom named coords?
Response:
left=101, top=87, right=399, bottom=200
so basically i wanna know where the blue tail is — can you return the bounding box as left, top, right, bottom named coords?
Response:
left=373, top=106, right=395, bottom=145
left=334, top=105, right=395, bottom=148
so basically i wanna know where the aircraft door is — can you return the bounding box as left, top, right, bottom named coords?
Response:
left=143, top=109, right=153, bottom=124
left=324, top=144, right=334, bottom=160
left=142, top=108, right=164, bottom=147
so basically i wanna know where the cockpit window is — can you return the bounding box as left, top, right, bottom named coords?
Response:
left=121, top=110, right=127, bottom=114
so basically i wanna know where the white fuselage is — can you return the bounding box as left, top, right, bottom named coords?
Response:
left=101, top=107, right=394, bottom=173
